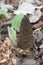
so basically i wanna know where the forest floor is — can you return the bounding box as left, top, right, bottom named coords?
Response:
left=0, top=1, right=43, bottom=65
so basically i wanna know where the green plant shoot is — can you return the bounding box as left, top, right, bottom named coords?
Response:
left=12, top=13, right=24, bottom=31
left=8, top=27, right=17, bottom=47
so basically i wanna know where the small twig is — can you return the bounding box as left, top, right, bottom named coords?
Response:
left=1, top=21, right=12, bottom=27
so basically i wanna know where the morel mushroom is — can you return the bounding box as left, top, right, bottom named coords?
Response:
left=18, top=15, right=34, bottom=49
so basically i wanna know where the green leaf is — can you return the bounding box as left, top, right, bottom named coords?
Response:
left=8, top=27, right=17, bottom=47
left=0, top=8, right=7, bottom=15
left=12, top=13, right=24, bottom=31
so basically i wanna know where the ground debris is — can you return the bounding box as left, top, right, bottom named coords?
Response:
left=0, top=37, right=16, bottom=65
left=0, top=0, right=43, bottom=65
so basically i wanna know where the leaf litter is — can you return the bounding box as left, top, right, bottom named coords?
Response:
left=0, top=0, right=43, bottom=65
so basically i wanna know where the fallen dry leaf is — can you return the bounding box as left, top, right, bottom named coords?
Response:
left=0, top=37, right=16, bottom=65
left=32, top=20, right=43, bottom=29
